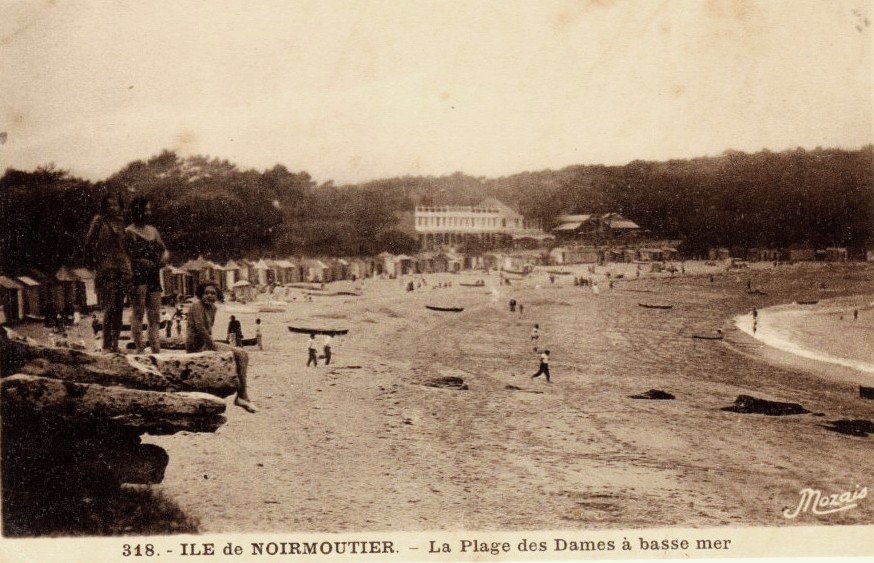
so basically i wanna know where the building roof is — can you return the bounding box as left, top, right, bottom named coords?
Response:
left=553, top=222, right=583, bottom=231
left=55, top=266, right=77, bottom=281
left=16, top=276, right=40, bottom=286
left=478, top=197, right=522, bottom=219
left=0, top=275, right=23, bottom=289
left=70, top=268, right=95, bottom=280
left=556, top=214, right=593, bottom=223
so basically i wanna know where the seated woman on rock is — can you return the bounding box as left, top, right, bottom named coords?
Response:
left=186, top=282, right=258, bottom=413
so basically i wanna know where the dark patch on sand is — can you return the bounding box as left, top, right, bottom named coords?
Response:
left=629, top=389, right=675, bottom=400
left=821, top=419, right=874, bottom=437
left=721, top=395, right=809, bottom=416
left=422, top=376, right=468, bottom=390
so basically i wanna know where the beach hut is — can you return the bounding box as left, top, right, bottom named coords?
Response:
left=161, top=265, right=194, bottom=298
left=69, top=268, right=98, bottom=309
left=825, top=247, right=848, bottom=262
left=347, top=258, right=372, bottom=280
left=303, top=259, right=330, bottom=282
left=235, top=259, right=254, bottom=282
left=638, top=248, right=664, bottom=262
left=549, top=247, right=569, bottom=265
left=24, top=269, right=53, bottom=315
left=394, top=255, right=416, bottom=276
left=252, top=259, right=272, bottom=286
left=15, top=275, right=42, bottom=319
left=223, top=260, right=243, bottom=289
left=0, top=275, right=24, bottom=323
left=414, top=252, right=436, bottom=274
left=53, top=266, right=80, bottom=312
left=375, top=252, right=395, bottom=277
left=788, top=246, right=816, bottom=262
left=443, top=252, right=464, bottom=272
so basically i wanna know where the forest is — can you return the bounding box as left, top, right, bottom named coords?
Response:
left=1, top=145, right=871, bottom=274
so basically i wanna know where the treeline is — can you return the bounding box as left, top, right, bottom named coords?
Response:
left=1, top=146, right=871, bottom=274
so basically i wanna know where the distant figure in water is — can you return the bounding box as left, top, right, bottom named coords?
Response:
left=509, top=299, right=516, bottom=313
left=531, top=350, right=550, bottom=383
left=531, top=324, right=539, bottom=350
left=854, top=309, right=859, bottom=321
left=518, top=303, right=524, bottom=315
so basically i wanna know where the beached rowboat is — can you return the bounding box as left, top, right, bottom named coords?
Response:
left=638, top=303, right=673, bottom=309
left=425, top=305, right=464, bottom=313
left=287, top=326, right=349, bottom=336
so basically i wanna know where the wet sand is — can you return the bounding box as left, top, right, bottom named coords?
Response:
left=19, top=261, right=874, bottom=532
left=735, top=296, right=874, bottom=383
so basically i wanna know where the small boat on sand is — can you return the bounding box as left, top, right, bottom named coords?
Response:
left=795, top=300, right=818, bottom=305
left=638, top=303, right=673, bottom=310
left=425, top=305, right=464, bottom=313
left=287, top=326, right=349, bottom=336
left=691, top=331, right=724, bottom=340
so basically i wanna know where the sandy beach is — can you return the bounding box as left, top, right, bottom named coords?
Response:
left=14, top=261, right=874, bottom=533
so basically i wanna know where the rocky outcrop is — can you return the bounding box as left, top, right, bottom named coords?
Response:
left=1, top=327, right=239, bottom=534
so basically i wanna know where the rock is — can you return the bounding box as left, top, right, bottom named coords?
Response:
left=721, top=394, right=809, bottom=416
left=5, top=332, right=239, bottom=397
left=2, top=374, right=227, bottom=433
left=860, top=386, right=874, bottom=400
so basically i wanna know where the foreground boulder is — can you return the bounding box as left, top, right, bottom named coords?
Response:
left=1, top=327, right=240, bottom=535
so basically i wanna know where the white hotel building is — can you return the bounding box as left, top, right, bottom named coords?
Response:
left=414, top=197, right=550, bottom=251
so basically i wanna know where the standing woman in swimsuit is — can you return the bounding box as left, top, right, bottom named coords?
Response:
left=84, top=193, right=132, bottom=353
left=125, top=196, right=170, bottom=353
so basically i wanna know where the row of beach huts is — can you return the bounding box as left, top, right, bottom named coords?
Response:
left=1, top=244, right=864, bottom=324
left=0, top=250, right=544, bottom=323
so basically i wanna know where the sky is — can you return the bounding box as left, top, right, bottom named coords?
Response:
left=0, top=0, right=871, bottom=185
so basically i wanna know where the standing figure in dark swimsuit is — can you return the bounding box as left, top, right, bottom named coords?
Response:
left=125, top=196, right=170, bottom=353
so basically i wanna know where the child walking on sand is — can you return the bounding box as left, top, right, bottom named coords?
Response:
left=531, top=350, right=550, bottom=383
left=531, top=324, right=540, bottom=351
left=307, top=333, right=318, bottom=367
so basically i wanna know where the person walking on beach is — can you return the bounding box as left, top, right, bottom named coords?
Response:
left=307, top=333, right=319, bottom=367
left=162, top=310, right=171, bottom=338
left=255, top=318, right=263, bottom=350
left=84, top=193, right=132, bottom=353
left=186, top=282, right=258, bottom=413
left=531, top=324, right=540, bottom=351
left=531, top=350, right=551, bottom=383
left=323, top=334, right=333, bottom=365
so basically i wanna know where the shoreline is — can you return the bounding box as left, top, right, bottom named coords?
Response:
left=733, top=295, right=874, bottom=386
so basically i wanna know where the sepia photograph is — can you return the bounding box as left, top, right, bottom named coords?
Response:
left=0, top=1, right=872, bottom=562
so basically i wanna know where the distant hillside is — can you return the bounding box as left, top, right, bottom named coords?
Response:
left=1, top=146, right=871, bottom=273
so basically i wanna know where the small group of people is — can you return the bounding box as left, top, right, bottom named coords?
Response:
left=226, top=316, right=264, bottom=350
left=84, top=193, right=257, bottom=413
left=84, top=193, right=169, bottom=354
left=306, top=333, right=334, bottom=367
